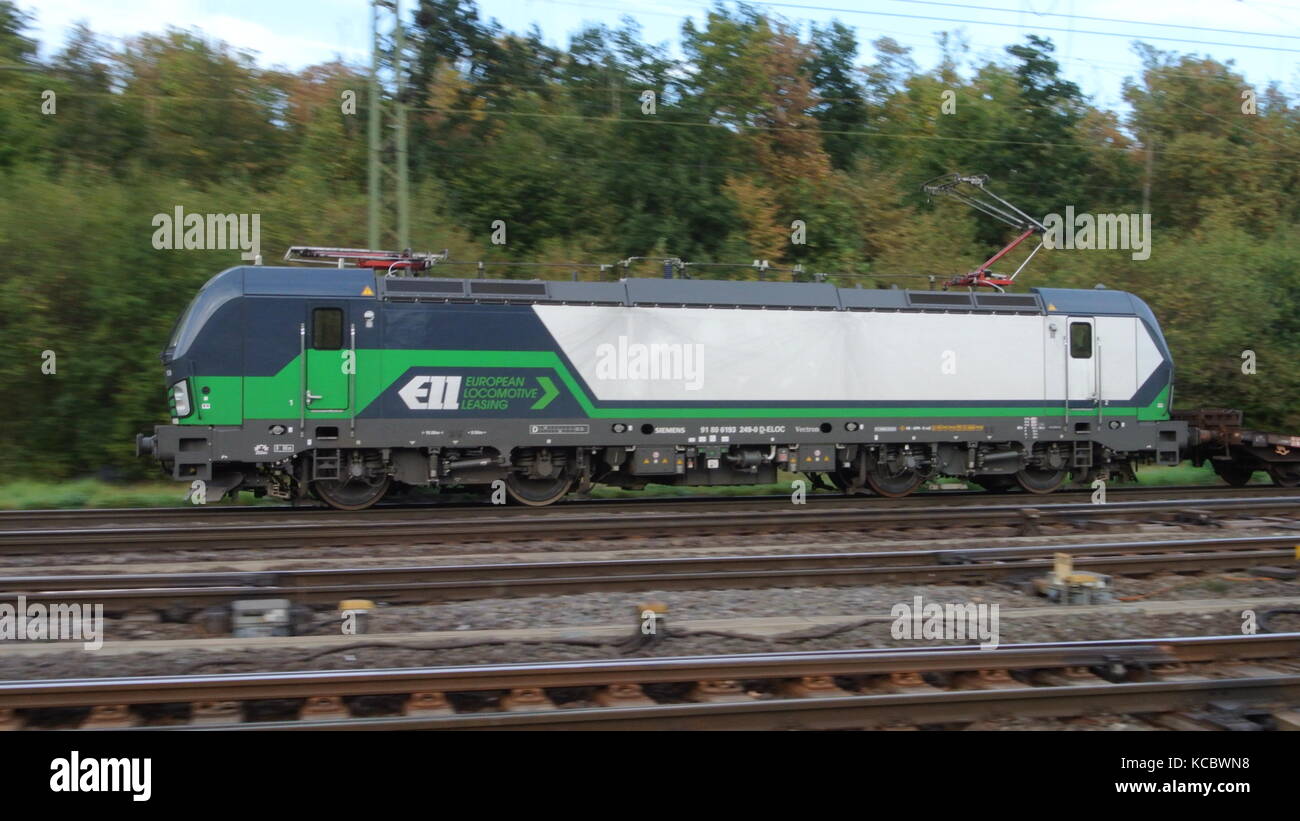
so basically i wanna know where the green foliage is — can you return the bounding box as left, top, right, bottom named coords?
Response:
left=0, top=478, right=271, bottom=509
left=1, top=0, right=1297, bottom=478
left=1133, top=462, right=1239, bottom=487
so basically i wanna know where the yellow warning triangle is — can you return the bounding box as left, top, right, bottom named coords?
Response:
left=361, top=285, right=374, bottom=296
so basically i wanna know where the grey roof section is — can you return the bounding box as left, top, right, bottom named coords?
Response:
left=839, top=288, right=910, bottom=309
left=385, top=277, right=464, bottom=296
left=1033, top=286, right=1142, bottom=316
left=545, top=281, right=629, bottom=304
left=377, top=274, right=1052, bottom=314
left=223, top=265, right=1156, bottom=318
left=624, top=278, right=842, bottom=308
left=238, top=266, right=375, bottom=297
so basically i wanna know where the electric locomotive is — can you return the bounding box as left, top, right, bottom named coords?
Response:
left=137, top=247, right=1187, bottom=509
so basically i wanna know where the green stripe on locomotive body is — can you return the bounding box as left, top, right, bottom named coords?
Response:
left=1137, top=386, right=1171, bottom=421
left=185, top=376, right=241, bottom=425
left=178, top=349, right=1174, bottom=424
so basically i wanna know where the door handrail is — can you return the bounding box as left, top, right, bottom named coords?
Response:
left=349, top=323, right=357, bottom=438
left=298, top=323, right=306, bottom=434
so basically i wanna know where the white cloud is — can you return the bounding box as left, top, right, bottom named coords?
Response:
left=24, top=0, right=368, bottom=68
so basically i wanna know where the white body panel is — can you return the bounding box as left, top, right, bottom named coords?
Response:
left=533, top=304, right=1155, bottom=405
left=1098, top=315, right=1141, bottom=407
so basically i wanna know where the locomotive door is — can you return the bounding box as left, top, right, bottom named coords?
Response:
left=1065, top=317, right=1099, bottom=423
left=304, top=303, right=353, bottom=414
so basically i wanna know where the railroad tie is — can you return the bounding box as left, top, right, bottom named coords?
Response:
left=301, top=696, right=349, bottom=720
left=1027, top=665, right=1106, bottom=687
left=884, top=671, right=940, bottom=694
left=500, top=688, right=556, bottom=711
left=777, top=676, right=851, bottom=699
left=189, top=700, right=241, bottom=726
left=1218, top=661, right=1289, bottom=678
left=1272, top=709, right=1300, bottom=731
left=1146, top=713, right=1217, bottom=731
left=1018, top=509, right=1041, bottom=536
left=82, top=704, right=137, bottom=729
left=1148, top=662, right=1200, bottom=682
left=688, top=680, right=749, bottom=703
left=594, top=683, right=655, bottom=708
left=950, top=669, right=1020, bottom=690
left=405, top=692, right=452, bottom=716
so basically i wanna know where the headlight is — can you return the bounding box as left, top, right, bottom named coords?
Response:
left=171, top=381, right=192, bottom=417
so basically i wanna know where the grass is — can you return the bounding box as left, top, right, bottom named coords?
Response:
left=0, top=479, right=268, bottom=510
left=0, top=460, right=1253, bottom=510
left=1133, top=462, right=1262, bottom=486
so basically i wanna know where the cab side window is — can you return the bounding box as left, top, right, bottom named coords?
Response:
left=1069, top=322, right=1092, bottom=359
left=313, top=308, right=343, bottom=350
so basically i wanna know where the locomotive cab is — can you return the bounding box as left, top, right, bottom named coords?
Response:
left=160, top=269, right=244, bottom=419
left=140, top=265, right=383, bottom=504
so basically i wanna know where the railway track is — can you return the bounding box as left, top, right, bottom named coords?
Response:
left=2, top=533, right=1295, bottom=609
left=2, top=483, right=1296, bottom=530
left=0, top=494, right=1297, bottom=556
left=6, top=634, right=1298, bottom=730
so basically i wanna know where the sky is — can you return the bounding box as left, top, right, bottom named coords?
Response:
left=20, top=0, right=1300, bottom=111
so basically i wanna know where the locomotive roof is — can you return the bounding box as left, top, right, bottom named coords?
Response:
left=212, top=265, right=1152, bottom=317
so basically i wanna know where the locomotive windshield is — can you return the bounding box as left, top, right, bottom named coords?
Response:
left=163, top=270, right=242, bottom=361
left=164, top=295, right=199, bottom=359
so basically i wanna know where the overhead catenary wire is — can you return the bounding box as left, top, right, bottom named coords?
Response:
left=578, top=0, right=1300, bottom=54
left=867, top=0, right=1300, bottom=41
left=407, top=104, right=1300, bottom=168
left=11, top=0, right=1288, bottom=93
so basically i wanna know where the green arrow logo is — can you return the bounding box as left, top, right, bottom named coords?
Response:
left=531, top=376, right=559, bottom=410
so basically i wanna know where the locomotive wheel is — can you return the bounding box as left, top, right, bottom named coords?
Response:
left=864, top=464, right=923, bottom=498
left=1212, top=461, right=1254, bottom=487
left=504, top=472, right=572, bottom=506
left=313, top=476, right=391, bottom=511
left=971, top=475, right=1017, bottom=493
left=1015, top=466, right=1069, bottom=494
left=1267, top=465, right=1300, bottom=488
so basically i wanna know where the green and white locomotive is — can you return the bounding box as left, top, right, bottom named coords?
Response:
left=137, top=246, right=1186, bottom=509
